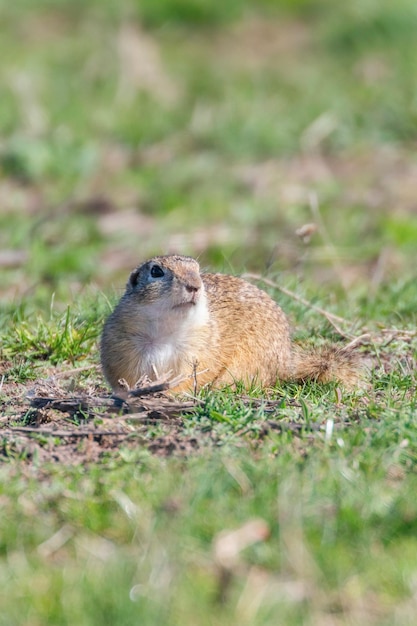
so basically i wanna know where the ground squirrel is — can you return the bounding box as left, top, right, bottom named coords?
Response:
left=100, top=254, right=360, bottom=393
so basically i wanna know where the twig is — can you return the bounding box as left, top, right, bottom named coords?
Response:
left=127, top=382, right=171, bottom=396
left=343, top=333, right=371, bottom=350
left=29, top=396, right=127, bottom=413
left=380, top=328, right=417, bottom=337
left=115, top=412, right=182, bottom=423
left=7, top=427, right=131, bottom=438
left=45, top=365, right=99, bottom=379
left=28, top=394, right=197, bottom=422
left=127, top=372, right=188, bottom=396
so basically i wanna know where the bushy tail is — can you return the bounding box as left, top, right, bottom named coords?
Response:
left=291, top=343, right=363, bottom=387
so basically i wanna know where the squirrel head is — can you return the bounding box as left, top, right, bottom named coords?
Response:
left=125, top=255, right=205, bottom=316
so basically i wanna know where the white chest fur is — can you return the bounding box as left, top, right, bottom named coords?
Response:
left=134, top=292, right=209, bottom=378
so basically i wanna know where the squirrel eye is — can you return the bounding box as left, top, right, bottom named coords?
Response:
left=150, top=264, right=164, bottom=278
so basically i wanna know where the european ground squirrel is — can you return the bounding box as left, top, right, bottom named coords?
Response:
left=100, top=255, right=360, bottom=393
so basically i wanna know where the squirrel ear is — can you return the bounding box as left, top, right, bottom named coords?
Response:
left=128, top=267, right=140, bottom=288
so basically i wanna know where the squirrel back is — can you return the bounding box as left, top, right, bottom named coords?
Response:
left=100, top=255, right=361, bottom=392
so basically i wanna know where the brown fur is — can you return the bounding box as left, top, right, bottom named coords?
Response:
left=100, top=255, right=361, bottom=393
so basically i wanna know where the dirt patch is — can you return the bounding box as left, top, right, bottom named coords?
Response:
left=0, top=378, right=201, bottom=464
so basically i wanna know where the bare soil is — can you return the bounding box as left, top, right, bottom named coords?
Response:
left=0, top=377, right=202, bottom=464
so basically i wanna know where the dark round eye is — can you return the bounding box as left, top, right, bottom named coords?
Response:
left=150, top=264, right=164, bottom=278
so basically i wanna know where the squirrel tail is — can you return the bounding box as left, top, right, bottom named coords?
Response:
left=290, top=343, right=362, bottom=388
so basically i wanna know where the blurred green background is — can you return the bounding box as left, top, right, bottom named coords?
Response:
left=1, top=0, right=417, bottom=310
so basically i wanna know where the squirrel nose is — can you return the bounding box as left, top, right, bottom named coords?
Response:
left=185, top=284, right=200, bottom=293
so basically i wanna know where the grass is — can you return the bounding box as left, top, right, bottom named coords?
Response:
left=1, top=0, right=417, bottom=624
